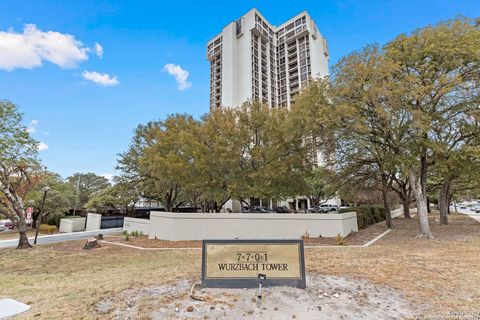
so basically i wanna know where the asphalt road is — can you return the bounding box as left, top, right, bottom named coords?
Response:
left=0, top=228, right=122, bottom=249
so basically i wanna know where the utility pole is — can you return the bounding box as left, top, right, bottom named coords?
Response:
left=73, top=176, right=80, bottom=216
left=34, top=186, right=50, bottom=245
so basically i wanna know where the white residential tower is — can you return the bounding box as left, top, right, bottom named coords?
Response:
left=207, top=8, right=329, bottom=110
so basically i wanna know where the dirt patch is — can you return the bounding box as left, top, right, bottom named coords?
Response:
left=95, top=275, right=413, bottom=319
left=105, top=236, right=203, bottom=248
left=109, top=219, right=391, bottom=248
left=304, top=220, right=389, bottom=246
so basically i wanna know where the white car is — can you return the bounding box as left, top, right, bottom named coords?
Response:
left=318, top=204, right=338, bottom=213
left=0, top=225, right=7, bottom=232
left=0, top=220, right=14, bottom=230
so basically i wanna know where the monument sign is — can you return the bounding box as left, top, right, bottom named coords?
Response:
left=201, top=239, right=306, bottom=288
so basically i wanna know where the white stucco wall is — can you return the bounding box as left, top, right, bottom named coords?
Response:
left=307, top=19, right=329, bottom=79
left=221, top=22, right=236, bottom=108
left=85, top=213, right=102, bottom=231
left=123, top=217, right=151, bottom=235
left=147, top=211, right=358, bottom=240
left=59, top=217, right=86, bottom=233
left=391, top=207, right=404, bottom=218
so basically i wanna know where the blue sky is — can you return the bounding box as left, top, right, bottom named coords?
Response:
left=1, top=0, right=479, bottom=180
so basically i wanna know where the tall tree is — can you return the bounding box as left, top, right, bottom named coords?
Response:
left=195, top=108, right=241, bottom=212
left=384, top=18, right=480, bottom=235
left=305, top=167, right=336, bottom=207
left=389, top=175, right=413, bottom=219
left=86, top=180, right=140, bottom=214
left=25, top=172, right=75, bottom=226
left=328, top=45, right=404, bottom=229
left=0, top=101, right=42, bottom=249
left=229, top=101, right=311, bottom=210
left=117, top=121, right=164, bottom=206
left=138, top=114, right=200, bottom=212
left=67, top=172, right=111, bottom=209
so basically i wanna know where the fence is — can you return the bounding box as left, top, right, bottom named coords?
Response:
left=100, top=216, right=124, bottom=229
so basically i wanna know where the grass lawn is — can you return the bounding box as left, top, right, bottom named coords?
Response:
left=0, top=212, right=479, bottom=319
left=0, top=229, right=38, bottom=241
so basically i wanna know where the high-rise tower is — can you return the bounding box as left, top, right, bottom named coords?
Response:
left=207, top=9, right=329, bottom=110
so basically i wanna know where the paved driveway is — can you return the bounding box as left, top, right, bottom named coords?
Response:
left=0, top=228, right=122, bottom=249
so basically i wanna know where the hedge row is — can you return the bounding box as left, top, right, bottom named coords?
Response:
left=339, top=205, right=385, bottom=229
left=39, top=224, right=58, bottom=234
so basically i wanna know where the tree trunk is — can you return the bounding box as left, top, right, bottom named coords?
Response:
left=17, top=220, right=32, bottom=249
left=438, top=180, right=450, bottom=225
left=401, top=197, right=411, bottom=219
left=164, top=193, right=172, bottom=212
left=426, top=197, right=431, bottom=214
left=381, top=173, right=393, bottom=229
left=408, top=168, right=433, bottom=238
left=249, top=197, right=255, bottom=213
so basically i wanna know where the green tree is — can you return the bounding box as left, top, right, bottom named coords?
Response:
left=229, top=101, right=311, bottom=211
left=137, top=114, right=200, bottom=212
left=86, top=179, right=141, bottom=214
left=383, top=17, right=480, bottom=235
left=25, top=172, right=75, bottom=226
left=194, top=108, right=241, bottom=212
left=117, top=121, right=163, bottom=206
left=305, top=167, right=336, bottom=207
left=67, top=172, right=111, bottom=209
left=0, top=101, right=42, bottom=249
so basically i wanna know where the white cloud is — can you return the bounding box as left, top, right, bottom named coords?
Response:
left=82, top=70, right=119, bottom=87
left=163, top=63, right=192, bottom=90
left=37, top=142, right=48, bottom=151
left=100, top=173, right=114, bottom=183
left=26, top=119, right=38, bottom=133
left=94, top=42, right=103, bottom=58
left=0, top=24, right=90, bottom=71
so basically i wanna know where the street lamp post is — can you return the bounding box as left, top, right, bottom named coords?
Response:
left=34, top=186, right=50, bottom=245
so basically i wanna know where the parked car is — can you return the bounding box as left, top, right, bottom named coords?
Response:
left=241, top=206, right=271, bottom=213
left=0, top=225, right=7, bottom=232
left=275, top=206, right=293, bottom=213
left=309, top=204, right=338, bottom=213
left=0, top=220, right=13, bottom=230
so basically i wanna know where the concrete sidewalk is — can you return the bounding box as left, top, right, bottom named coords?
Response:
left=454, top=207, right=480, bottom=223
left=0, top=228, right=122, bottom=249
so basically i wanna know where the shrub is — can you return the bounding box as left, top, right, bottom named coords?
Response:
left=39, top=224, right=58, bottom=234
left=46, top=212, right=65, bottom=227
left=372, top=205, right=385, bottom=223
left=335, top=234, right=347, bottom=246
left=342, top=205, right=385, bottom=229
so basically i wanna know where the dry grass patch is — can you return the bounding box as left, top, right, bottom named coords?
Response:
left=107, top=235, right=202, bottom=248
left=0, top=241, right=201, bottom=319
left=0, top=229, right=37, bottom=241
left=0, top=212, right=478, bottom=319
left=307, top=213, right=480, bottom=316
